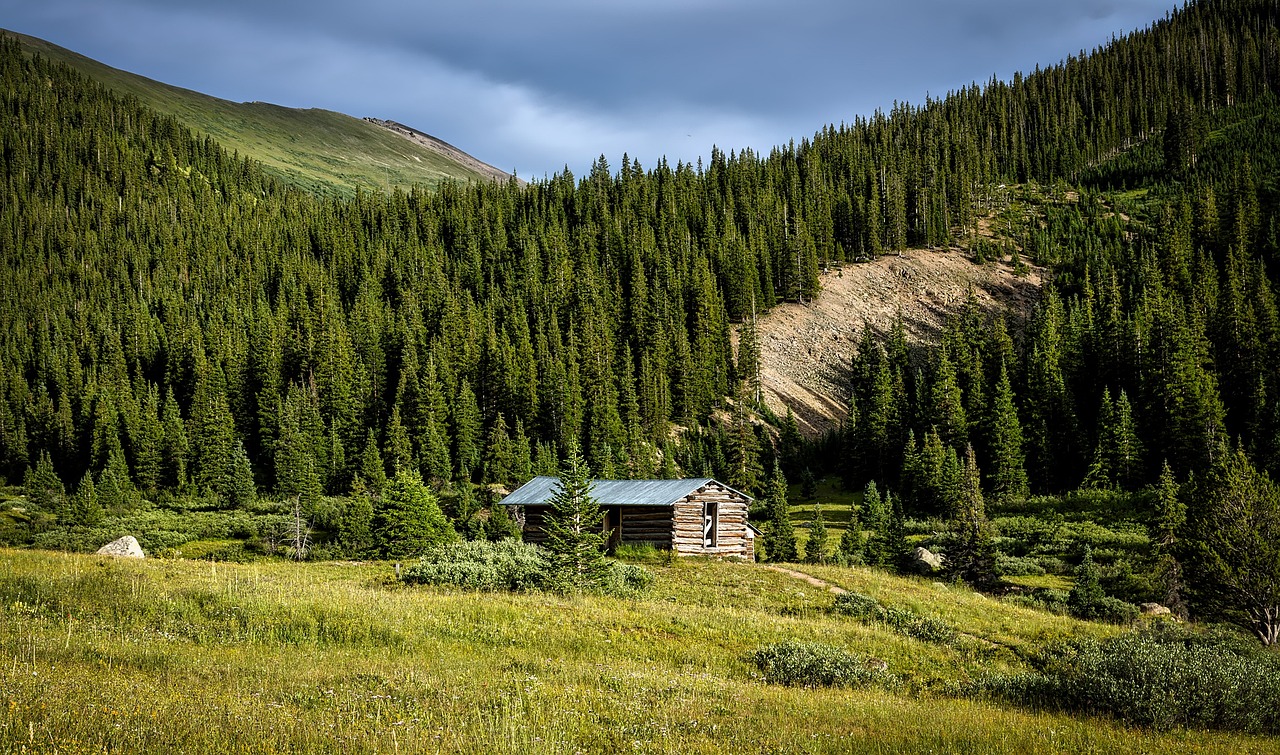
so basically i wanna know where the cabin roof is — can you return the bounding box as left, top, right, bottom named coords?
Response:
left=499, top=476, right=750, bottom=507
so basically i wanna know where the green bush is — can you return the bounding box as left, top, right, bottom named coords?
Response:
left=602, top=562, right=655, bottom=595
left=1091, top=595, right=1140, bottom=624
left=830, top=591, right=957, bottom=643
left=402, top=540, right=545, bottom=591
left=993, top=555, right=1046, bottom=577
left=981, top=633, right=1280, bottom=733
left=830, top=591, right=882, bottom=620
left=402, top=540, right=655, bottom=596
left=749, top=641, right=889, bottom=688
left=882, top=606, right=958, bottom=643
left=1003, top=587, right=1071, bottom=615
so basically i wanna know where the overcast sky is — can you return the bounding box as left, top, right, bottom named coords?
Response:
left=5, top=0, right=1177, bottom=179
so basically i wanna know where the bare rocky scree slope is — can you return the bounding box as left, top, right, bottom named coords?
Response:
left=752, top=249, right=1042, bottom=436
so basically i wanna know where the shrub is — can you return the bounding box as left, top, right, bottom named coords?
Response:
left=993, top=555, right=1045, bottom=577
left=601, top=562, right=655, bottom=595
left=749, top=641, right=888, bottom=688
left=1091, top=595, right=1140, bottom=624
left=402, top=540, right=655, bottom=596
left=831, top=591, right=882, bottom=620
left=830, top=591, right=957, bottom=643
left=1003, top=587, right=1071, bottom=615
left=402, top=540, right=545, bottom=592
left=882, top=606, right=958, bottom=643
left=981, top=632, right=1280, bottom=733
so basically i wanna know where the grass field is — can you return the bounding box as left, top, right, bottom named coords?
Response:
left=1, top=549, right=1274, bottom=753
left=9, top=31, right=498, bottom=196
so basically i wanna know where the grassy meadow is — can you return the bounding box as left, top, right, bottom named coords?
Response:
left=1, top=549, right=1274, bottom=753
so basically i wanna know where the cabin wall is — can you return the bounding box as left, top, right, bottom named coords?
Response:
left=516, top=505, right=675, bottom=550
left=616, top=505, right=673, bottom=549
left=671, top=482, right=753, bottom=559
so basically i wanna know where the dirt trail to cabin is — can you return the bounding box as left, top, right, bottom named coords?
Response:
left=763, top=563, right=1009, bottom=651
left=762, top=564, right=847, bottom=595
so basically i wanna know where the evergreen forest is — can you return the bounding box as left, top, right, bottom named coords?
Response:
left=2, top=0, right=1280, bottom=644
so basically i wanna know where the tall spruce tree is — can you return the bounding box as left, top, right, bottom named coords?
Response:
left=541, top=441, right=609, bottom=591
left=763, top=462, right=798, bottom=562
left=985, top=362, right=1028, bottom=504
left=947, top=445, right=996, bottom=586
left=803, top=503, right=829, bottom=564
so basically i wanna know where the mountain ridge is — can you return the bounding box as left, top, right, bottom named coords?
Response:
left=4, top=29, right=510, bottom=195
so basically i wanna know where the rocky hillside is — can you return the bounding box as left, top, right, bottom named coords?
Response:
left=755, top=249, right=1043, bottom=436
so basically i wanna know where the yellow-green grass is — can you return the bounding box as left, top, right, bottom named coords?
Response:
left=1, top=549, right=1272, bottom=753
left=8, top=31, right=500, bottom=196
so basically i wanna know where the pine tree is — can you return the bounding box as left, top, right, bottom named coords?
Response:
left=541, top=441, right=609, bottom=591
left=837, top=497, right=866, bottom=565
left=357, top=429, right=387, bottom=495
left=947, top=445, right=996, bottom=586
left=189, top=372, right=235, bottom=495
left=985, top=362, right=1028, bottom=504
left=132, top=384, right=163, bottom=493
left=1068, top=546, right=1106, bottom=620
left=96, top=449, right=136, bottom=514
left=762, top=462, right=798, bottom=562
left=339, top=476, right=376, bottom=556
left=160, top=388, right=189, bottom=491
left=452, top=381, right=482, bottom=479
left=384, top=406, right=414, bottom=475
left=726, top=399, right=764, bottom=496
left=68, top=472, right=103, bottom=527
left=737, top=311, right=762, bottom=405
left=1182, top=446, right=1280, bottom=645
left=483, top=413, right=517, bottom=488
left=220, top=440, right=256, bottom=510
left=374, top=466, right=457, bottom=558
left=1152, top=460, right=1188, bottom=617
left=930, top=349, right=968, bottom=450
left=24, top=450, right=65, bottom=515
left=803, top=503, right=829, bottom=564
left=276, top=397, right=323, bottom=515
left=452, top=478, right=484, bottom=540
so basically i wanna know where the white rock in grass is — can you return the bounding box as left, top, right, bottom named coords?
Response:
left=96, top=536, right=145, bottom=559
left=905, top=546, right=944, bottom=574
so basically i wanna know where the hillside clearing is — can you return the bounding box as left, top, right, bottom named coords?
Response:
left=755, top=249, right=1043, bottom=436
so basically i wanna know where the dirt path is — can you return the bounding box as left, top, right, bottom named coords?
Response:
left=762, top=564, right=847, bottom=595
left=751, top=249, right=1043, bottom=436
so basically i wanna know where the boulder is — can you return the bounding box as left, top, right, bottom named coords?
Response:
left=1140, top=602, right=1172, bottom=616
left=96, top=536, right=145, bottom=559
left=904, top=546, right=944, bottom=574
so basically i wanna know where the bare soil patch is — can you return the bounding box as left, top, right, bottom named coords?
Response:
left=753, top=249, right=1043, bottom=437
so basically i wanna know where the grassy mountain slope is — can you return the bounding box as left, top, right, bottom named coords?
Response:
left=2, top=549, right=1272, bottom=753
left=7, top=30, right=509, bottom=196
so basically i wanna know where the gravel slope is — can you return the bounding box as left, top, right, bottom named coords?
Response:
left=752, top=249, right=1043, bottom=436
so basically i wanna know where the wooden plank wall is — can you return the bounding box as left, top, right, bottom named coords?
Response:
left=616, top=506, right=673, bottom=549
left=517, top=506, right=675, bottom=549
left=672, top=482, right=753, bottom=559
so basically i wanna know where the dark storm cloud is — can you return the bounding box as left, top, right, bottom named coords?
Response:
left=3, top=0, right=1176, bottom=178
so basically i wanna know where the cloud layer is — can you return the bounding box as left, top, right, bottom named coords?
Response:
left=5, top=0, right=1176, bottom=178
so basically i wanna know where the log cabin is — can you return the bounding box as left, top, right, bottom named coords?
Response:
left=498, top=477, right=757, bottom=559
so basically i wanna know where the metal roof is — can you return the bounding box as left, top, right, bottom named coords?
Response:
left=498, top=476, right=750, bottom=507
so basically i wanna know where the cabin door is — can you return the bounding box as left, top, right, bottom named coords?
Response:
left=604, top=507, right=621, bottom=550
left=702, top=502, right=717, bottom=548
